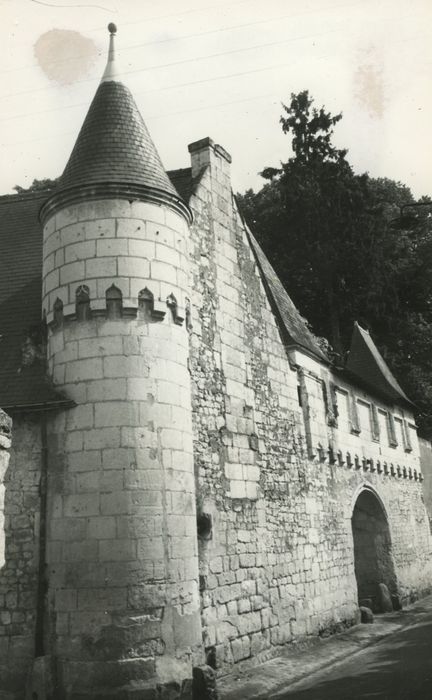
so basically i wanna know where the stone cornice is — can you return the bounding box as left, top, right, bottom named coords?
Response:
left=39, top=182, right=193, bottom=227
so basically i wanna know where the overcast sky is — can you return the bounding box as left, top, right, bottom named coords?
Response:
left=1, top=0, right=431, bottom=198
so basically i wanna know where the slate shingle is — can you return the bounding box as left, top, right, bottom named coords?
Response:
left=346, top=322, right=412, bottom=405
left=246, top=227, right=329, bottom=363
left=59, top=81, right=179, bottom=198
left=0, top=192, right=69, bottom=410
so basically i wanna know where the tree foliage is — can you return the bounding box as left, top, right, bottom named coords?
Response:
left=238, top=90, right=432, bottom=435
left=14, top=178, right=59, bottom=193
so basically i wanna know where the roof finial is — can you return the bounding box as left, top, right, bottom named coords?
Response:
left=101, top=22, right=119, bottom=83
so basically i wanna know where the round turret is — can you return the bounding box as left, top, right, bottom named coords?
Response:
left=40, top=26, right=202, bottom=699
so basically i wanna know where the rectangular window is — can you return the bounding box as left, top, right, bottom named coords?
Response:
left=378, top=408, right=395, bottom=447
left=349, top=392, right=360, bottom=434
left=357, top=400, right=373, bottom=441
left=371, top=404, right=380, bottom=441
left=395, top=416, right=413, bottom=452
left=388, top=413, right=398, bottom=447
left=406, top=422, right=416, bottom=452
left=335, top=388, right=350, bottom=433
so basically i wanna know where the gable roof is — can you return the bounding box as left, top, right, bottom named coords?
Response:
left=246, top=227, right=328, bottom=363
left=346, top=322, right=412, bottom=406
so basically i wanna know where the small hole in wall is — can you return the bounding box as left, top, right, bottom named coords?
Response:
left=297, top=385, right=303, bottom=407
left=197, top=513, right=212, bottom=540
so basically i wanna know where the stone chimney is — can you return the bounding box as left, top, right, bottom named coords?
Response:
left=188, top=137, right=231, bottom=181
left=188, top=137, right=233, bottom=223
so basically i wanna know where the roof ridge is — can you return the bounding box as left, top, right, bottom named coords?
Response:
left=245, top=225, right=328, bottom=363
left=0, top=191, right=51, bottom=204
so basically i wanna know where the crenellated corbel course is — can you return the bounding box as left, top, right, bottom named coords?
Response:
left=48, top=285, right=186, bottom=328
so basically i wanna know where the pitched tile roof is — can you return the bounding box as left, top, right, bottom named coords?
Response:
left=58, top=80, right=179, bottom=198
left=0, top=192, right=70, bottom=410
left=346, top=322, right=412, bottom=405
left=246, top=227, right=329, bottom=363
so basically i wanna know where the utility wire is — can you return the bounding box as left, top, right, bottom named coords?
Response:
left=1, top=0, right=268, bottom=72
left=0, top=54, right=320, bottom=123
left=2, top=0, right=363, bottom=75
left=3, top=91, right=281, bottom=149
left=3, top=26, right=343, bottom=101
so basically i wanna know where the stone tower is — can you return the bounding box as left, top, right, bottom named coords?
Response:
left=40, top=25, right=201, bottom=698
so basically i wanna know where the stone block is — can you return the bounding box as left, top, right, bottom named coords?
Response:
left=78, top=336, right=123, bottom=359
left=229, top=480, right=247, bottom=499
left=68, top=450, right=102, bottom=472
left=56, top=589, right=77, bottom=611
left=128, top=239, right=156, bottom=259
left=137, top=536, right=165, bottom=560
left=77, top=587, right=127, bottom=611
left=65, top=240, right=96, bottom=263
left=192, top=665, right=218, bottom=700
left=60, top=260, right=85, bottom=286
left=100, top=491, right=131, bottom=516
left=95, top=401, right=139, bottom=428
left=377, top=583, right=393, bottom=613
left=86, top=256, right=117, bottom=278
left=391, top=594, right=402, bottom=611
left=63, top=540, right=98, bottom=562
left=66, top=358, right=103, bottom=383
left=360, top=606, right=374, bottom=624
left=96, top=238, right=128, bottom=257
left=87, top=516, right=116, bottom=540
left=64, top=494, right=100, bottom=518
left=88, top=378, right=127, bottom=401
left=45, top=268, right=60, bottom=293
left=84, top=427, right=121, bottom=450
left=67, top=403, right=94, bottom=431
left=99, top=539, right=137, bottom=562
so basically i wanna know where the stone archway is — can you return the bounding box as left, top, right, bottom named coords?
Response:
left=351, top=487, right=397, bottom=612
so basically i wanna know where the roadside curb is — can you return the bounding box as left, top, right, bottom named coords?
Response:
left=219, top=595, right=432, bottom=700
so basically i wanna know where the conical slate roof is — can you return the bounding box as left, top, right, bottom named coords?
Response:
left=59, top=80, right=178, bottom=197
left=50, top=24, right=180, bottom=205
left=346, top=322, right=412, bottom=405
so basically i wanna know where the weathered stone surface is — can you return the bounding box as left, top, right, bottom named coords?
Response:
left=192, top=664, right=218, bottom=700
left=377, top=583, right=394, bottom=613
left=360, top=606, right=374, bottom=624
left=392, top=594, right=402, bottom=611
left=2, top=121, right=432, bottom=700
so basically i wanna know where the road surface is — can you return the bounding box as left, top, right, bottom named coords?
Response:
left=280, top=609, right=432, bottom=699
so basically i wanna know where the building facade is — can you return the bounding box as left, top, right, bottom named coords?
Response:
left=0, top=25, right=431, bottom=700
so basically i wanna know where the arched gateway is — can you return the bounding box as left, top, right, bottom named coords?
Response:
left=351, top=487, right=397, bottom=611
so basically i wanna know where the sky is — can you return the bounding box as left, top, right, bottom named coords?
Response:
left=1, top=0, right=431, bottom=198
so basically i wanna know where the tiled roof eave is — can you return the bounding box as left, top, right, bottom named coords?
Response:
left=337, top=365, right=415, bottom=409
left=2, top=397, right=76, bottom=414
left=284, top=341, right=331, bottom=367
left=39, top=181, right=193, bottom=226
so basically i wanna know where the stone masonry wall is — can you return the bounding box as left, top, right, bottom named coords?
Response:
left=419, top=437, right=432, bottom=523
left=42, top=197, right=201, bottom=698
left=187, top=142, right=432, bottom=674
left=0, top=413, right=42, bottom=700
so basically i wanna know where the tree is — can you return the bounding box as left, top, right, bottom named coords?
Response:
left=14, top=177, right=58, bottom=193
left=239, top=91, right=397, bottom=355
left=238, top=91, right=432, bottom=435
